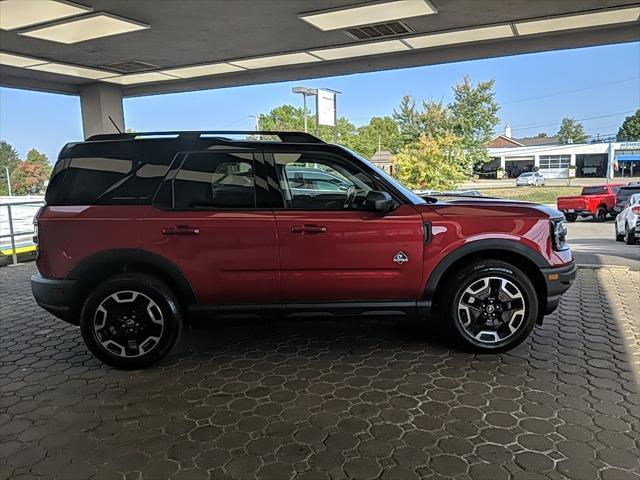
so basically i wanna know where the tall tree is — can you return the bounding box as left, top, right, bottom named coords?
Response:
left=557, top=117, right=587, bottom=144
left=352, top=116, right=401, bottom=158
left=10, top=161, right=50, bottom=195
left=26, top=148, right=50, bottom=167
left=449, top=75, right=500, bottom=167
left=0, top=141, right=20, bottom=195
left=393, top=95, right=421, bottom=145
left=616, top=109, right=640, bottom=141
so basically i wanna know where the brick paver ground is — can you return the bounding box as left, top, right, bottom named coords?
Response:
left=1, top=263, right=639, bottom=480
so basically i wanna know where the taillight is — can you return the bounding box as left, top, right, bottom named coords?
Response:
left=632, top=207, right=640, bottom=215
left=33, top=206, right=43, bottom=245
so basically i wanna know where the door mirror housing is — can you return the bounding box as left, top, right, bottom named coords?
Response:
left=365, top=190, right=395, bottom=213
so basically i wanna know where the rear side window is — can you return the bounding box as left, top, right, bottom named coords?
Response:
left=155, top=152, right=255, bottom=210
left=581, top=186, right=607, bottom=195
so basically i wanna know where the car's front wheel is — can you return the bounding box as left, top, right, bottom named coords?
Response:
left=565, top=213, right=577, bottom=222
left=80, top=274, right=183, bottom=369
left=615, top=223, right=625, bottom=241
left=441, top=260, right=538, bottom=352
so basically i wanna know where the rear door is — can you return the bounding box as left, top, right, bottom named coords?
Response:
left=269, top=150, right=424, bottom=304
left=141, top=150, right=280, bottom=305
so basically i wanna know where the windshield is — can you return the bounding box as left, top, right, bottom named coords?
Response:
left=338, top=146, right=426, bottom=205
left=519, top=173, right=534, bottom=177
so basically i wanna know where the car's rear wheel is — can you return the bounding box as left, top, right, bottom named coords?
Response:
left=565, top=213, right=577, bottom=222
left=625, top=223, right=637, bottom=245
left=80, top=274, right=182, bottom=369
left=594, top=207, right=607, bottom=222
left=441, top=260, right=538, bottom=353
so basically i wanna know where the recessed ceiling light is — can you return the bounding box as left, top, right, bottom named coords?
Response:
left=0, top=0, right=91, bottom=30
left=0, top=51, right=48, bottom=68
left=300, top=0, right=437, bottom=31
left=514, top=7, right=640, bottom=36
left=28, top=62, right=114, bottom=79
left=102, top=72, right=179, bottom=85
left=18, top=12, right=149, bottom=43
left=404, top=25, right=514, bottom=49
left=231, top=52, right=320, bottom=69
left=310, top=40, right=410, bottom=60
left=161, top=63, right=245, bottom=78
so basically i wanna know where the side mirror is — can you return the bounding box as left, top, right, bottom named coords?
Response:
left=365, top=190, right=395, bottom=213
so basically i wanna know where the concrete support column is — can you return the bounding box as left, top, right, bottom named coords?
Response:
left=80, top=83, right=125, bottom=139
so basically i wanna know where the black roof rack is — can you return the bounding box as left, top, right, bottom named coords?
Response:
left=86, top=130, right=325, bottom=144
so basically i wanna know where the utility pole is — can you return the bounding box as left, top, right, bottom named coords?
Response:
left=249, top=115, right=259, bottom=131
left=4, top=167, right=11, bottom=196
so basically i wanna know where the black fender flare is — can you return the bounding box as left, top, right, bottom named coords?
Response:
left=67, top=248, right=197, bottom=305
left=423, top=239, right=550, bottom=301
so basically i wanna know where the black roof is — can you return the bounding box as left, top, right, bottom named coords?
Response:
left=85, top=130, right=324, bottom=144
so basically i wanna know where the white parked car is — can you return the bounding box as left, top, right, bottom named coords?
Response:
left=516, top=171, right=545, bottom=186
left=615, top=193, right=640, bottom=245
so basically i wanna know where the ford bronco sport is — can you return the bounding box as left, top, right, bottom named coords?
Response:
left=31, top=131, right=576, bottom=369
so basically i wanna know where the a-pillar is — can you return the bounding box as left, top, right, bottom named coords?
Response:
left=79, top=83, right=125, bottom=139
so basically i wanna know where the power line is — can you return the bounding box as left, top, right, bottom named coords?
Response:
left=494, top=110, right=635, bottom=135
left=501, top=77, right=640, bottom=105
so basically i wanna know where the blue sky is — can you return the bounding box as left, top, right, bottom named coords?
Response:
left=1, top=41, right=638, bottom=163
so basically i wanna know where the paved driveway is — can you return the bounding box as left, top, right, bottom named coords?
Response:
left=566, top=219, right=640, bottom=269
left=1, top=263, right=639, bottom=480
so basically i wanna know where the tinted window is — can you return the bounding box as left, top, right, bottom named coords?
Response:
left=157, top=152, right=255, bottom=210
left=617, top=187, right=640, bottom=201
left=582, top=186, right=607, bottom=195
left=275, top=152, right=374, bottom=210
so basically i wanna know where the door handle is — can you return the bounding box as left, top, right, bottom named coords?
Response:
left=291, top=225, right=327, bottom=234
left=162, top=225, right=200, bottom=236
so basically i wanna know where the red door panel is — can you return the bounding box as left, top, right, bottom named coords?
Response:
left=275, top=205, right=424, bottom=302
left=142, top=207, right=279, bottom=305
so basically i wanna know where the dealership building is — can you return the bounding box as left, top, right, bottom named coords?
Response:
left=483, top=127, right=640, bottom=179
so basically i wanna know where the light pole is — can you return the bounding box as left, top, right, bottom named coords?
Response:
left=291, top=86, right=317, bottom=133
left=4, top=167, right=11, bottom=196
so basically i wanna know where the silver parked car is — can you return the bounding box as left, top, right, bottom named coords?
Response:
left=615, top=193, right=640, bottom=245
left=516, top=171, right=545, bottom=187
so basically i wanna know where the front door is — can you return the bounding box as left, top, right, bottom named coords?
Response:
left=142, top=151, right=279, bottom=305
left=270, top=151, right=424, bottom=303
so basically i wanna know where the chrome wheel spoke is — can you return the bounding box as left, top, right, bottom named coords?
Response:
left=457, top=275, right=526, bottom=345
left=93, top=290, right=164, bottom=358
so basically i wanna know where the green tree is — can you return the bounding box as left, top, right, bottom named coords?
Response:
left=616, top=109, right=640, bottom=141
left=394, top=132, right=467, bottom=190
left=26, top=148, right=49, bottom=167
left=351, top=116, right=401, bottom=158
left=0, top=141, right=20, bottom=195
left=393, top=95, right=421, bottom=145
left=449, top=75, right=500, bottom=168
left=557, top=117, right=587, bottom=144
left=257, top=104, right=360, bottom=151
left=10, top=161, right=50, bottom=195
left=534, top=132, right=548, bottom=138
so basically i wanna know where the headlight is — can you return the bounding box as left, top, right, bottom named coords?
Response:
left=550, top=217, right=568, bottom=251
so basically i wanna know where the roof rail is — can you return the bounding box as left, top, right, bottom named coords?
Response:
left=85, top=130, right=325, bottom=143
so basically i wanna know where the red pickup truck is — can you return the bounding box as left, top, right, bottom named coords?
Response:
left=557, top=184, right=624, bottom=222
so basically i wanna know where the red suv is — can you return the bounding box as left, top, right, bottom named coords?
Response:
left=31, top=131, right=576, bottom=368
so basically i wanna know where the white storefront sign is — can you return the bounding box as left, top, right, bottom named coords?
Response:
left=317, top=89, right=336, bottom=127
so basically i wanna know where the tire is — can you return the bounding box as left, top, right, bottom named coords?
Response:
left=441, top=260, right=539, bottom=353
left=615, top=223, right=625, bottom=242
left=594, top=207, right=607, bottom=222
left=625, top=224, right=637, bottom=245
left=80, top=274, right=183, bottom=369
left=565, top=213, right=577, bottom=222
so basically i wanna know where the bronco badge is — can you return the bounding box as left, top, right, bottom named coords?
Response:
left=393, top=251, right=409, bottom=265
